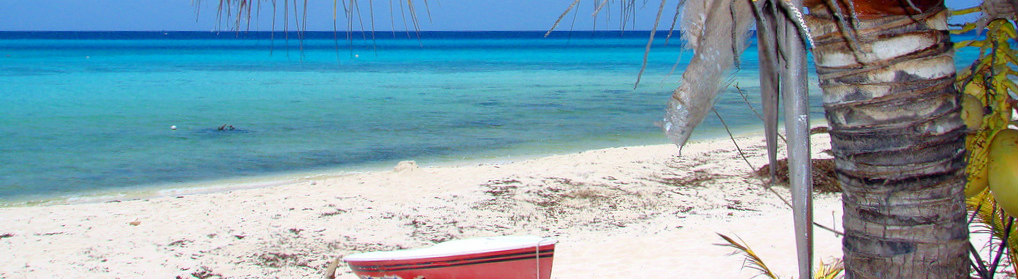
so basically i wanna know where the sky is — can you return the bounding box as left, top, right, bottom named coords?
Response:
left=0, top=0, right=983, bottom=32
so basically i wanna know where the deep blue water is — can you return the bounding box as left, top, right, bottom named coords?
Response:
left=0, top=31, right=981, bottom=205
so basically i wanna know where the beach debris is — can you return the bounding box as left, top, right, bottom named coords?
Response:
left=234, top=234, right=246, bottom=239
left=322, top=258, right=340, bottom=279
left=725, top=200, right=759, bottom=212
left=128, top=220, right=141, bottom=226
left=255, top=252, right=304, bottom=268
left=0, top=233, right=13, bottom=239
left=394, top=160, right=419, bottom=173
left=168, top=239, right=190, bottom=247
left=319, top=208, right=348, bottom=217
left=177, top=266, right=221, bottom=279
left=651, top=169, right=718, bottom=188
left=754, top=158, right=840, bottom=193
left=809, top=126, right=830, bottom=135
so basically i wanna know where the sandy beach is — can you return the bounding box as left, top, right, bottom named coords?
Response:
left=0, top=133, right=844, bottom=278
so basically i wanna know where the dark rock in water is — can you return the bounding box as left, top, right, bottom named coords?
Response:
left=196, top=125, right=250, bottom=135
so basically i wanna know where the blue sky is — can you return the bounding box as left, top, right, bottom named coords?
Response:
left=0, top=0, right=983, bottom=31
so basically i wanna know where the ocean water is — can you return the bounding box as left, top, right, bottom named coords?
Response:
left=0, top=31, right=980, bottom=205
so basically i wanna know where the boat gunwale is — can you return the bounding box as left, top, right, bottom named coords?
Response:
left=343, top=236, right=557, bottom=262
left=347, top=247, right=555, bottom=272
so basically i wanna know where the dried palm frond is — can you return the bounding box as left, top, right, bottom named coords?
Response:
left=197, top=0, right=427, bottom=36
left=678, top=0, right=707, bottom=50
left=716, top=233, right=778, bottom=279
left=663, top=0, right=754, bottom=154
left=719, top=233, right=846, bottom=279
left=814, top=258, right=844, bottom=279
left=953, top=0, right=1017, bottom=36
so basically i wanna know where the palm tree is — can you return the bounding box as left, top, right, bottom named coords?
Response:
left=674, top=0, right=971, bottom=276
left=801, top=0, right=970, bottom=277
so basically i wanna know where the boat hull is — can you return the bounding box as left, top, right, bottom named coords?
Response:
left=345, top=243, right=555, bottom=279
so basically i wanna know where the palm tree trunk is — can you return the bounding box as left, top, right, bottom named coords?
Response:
left=804, top=1, right=970, bottom=278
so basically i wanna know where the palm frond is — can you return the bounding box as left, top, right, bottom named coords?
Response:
left=814, top=258, right=844, bottom=279
left=662, top=0, right=754, bottom=152
left=198, top=0, right=427, bottom=36
left=716, top=233, right=778, bottom=279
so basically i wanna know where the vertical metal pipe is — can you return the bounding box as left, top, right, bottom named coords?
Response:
left=778, top=1, right=813, bottom=278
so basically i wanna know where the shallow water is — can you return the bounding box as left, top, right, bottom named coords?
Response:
left=0, top=31, right=981, bottom=204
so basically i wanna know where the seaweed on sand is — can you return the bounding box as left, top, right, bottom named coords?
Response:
left=755, top=158, right=840, bottom=193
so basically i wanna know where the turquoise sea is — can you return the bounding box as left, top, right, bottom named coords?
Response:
left=0, top=31, right=980, bottom=205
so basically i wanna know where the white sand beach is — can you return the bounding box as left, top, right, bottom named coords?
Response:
left=0, top=133, right=844, bottom=278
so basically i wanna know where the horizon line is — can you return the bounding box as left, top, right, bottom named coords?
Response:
left=0, top=29, right=670, bottom=33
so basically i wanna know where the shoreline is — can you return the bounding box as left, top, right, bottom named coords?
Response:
left=2, top=141, right=666, bottom=208
left=5, top=118, right=817, bottom=208
left=0, top=130, right=700, bottom=208
left=0, top=131, right=845, bottom=278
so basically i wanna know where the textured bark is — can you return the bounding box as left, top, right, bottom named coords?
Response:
left=804, top=3, right=970, bottom=278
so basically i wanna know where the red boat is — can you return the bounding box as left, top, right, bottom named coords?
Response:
left=343, top=235, right=557, bottom=279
